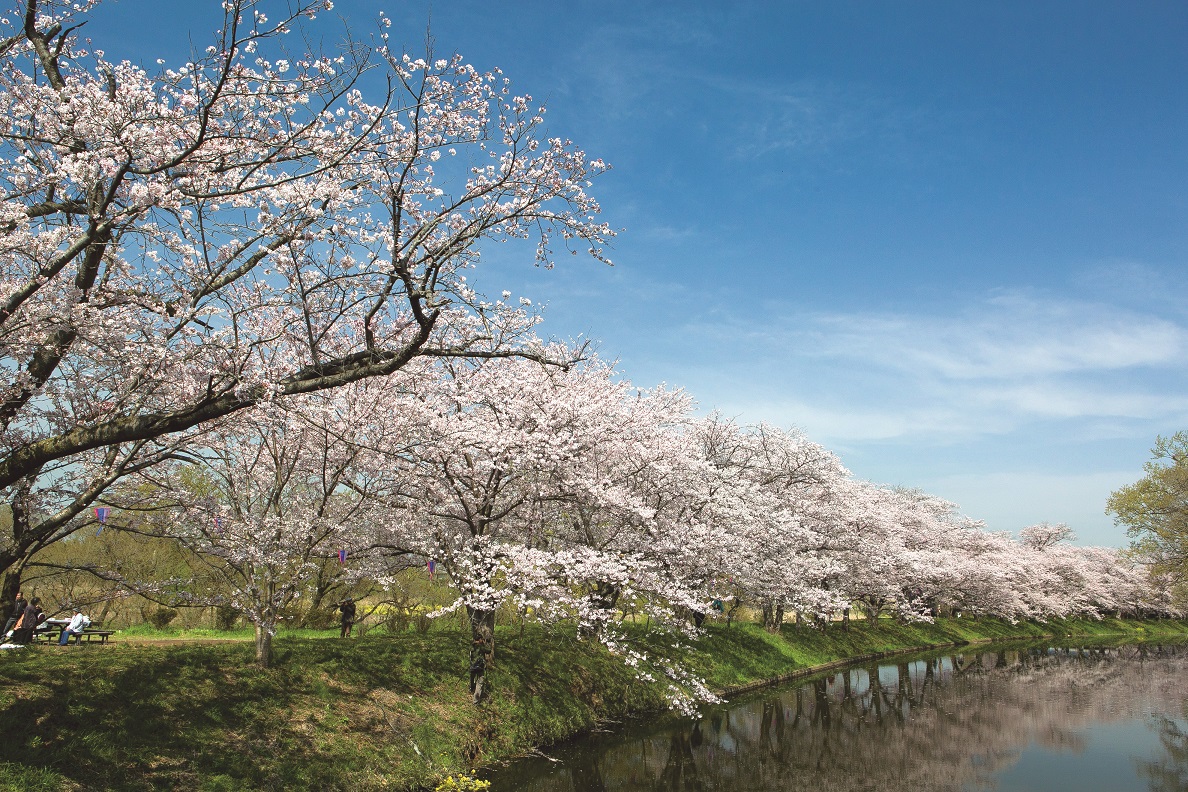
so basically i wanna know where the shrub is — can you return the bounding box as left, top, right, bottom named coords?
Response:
left=148, top=607, right=179, bottom=630
left=383, top=608, right=410, bottom=634
left=214, top=606, right=240, bottom=631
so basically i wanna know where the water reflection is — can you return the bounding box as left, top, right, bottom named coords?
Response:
left=493, top=643, right=1188, bottom=792
left=1138, top=713, right=1188, bottom=792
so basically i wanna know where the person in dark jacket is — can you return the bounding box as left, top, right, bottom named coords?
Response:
left=10, top=597, right=44, bottom=645
left=2, top=592, right=25, bottom=638
left=338, top=598, right=357, bottom=638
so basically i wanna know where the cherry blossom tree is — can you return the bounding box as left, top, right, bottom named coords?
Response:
left=832, top=486, right=987, bottom=623
left=356, top=353, right=717, bottom=708
left=1019, top=522, right=1076, bottom=552
left=0, top=0, right=611, bottom=590
left=937, top=528, right=1034, bottom=619
left=138, top=392, right=392, bottom=667
left=689, top=417, right=853, bottom=630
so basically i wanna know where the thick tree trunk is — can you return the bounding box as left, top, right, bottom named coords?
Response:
left=862, top=598, right=884, bottom=622
left=467, top=605, right=495, bottom=703
left=0, top=564, right=23, bottom=606
left=760, top=599, right=784, bottom=632
left=1, top=480, right=34, bottom=599
left=254, top=624, right=273, bottom=668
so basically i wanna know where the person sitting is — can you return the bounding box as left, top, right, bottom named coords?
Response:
left=58, top=608, right=91, bottom=645
left=2, top=592, right=25, bottom=639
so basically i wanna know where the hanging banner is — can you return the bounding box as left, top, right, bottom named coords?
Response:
left=338, top=548, right=348, bottom=565
left=94, top=506, right=110, bottom=536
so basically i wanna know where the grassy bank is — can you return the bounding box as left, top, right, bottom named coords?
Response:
left=1, top=616, right=1186, bottom=791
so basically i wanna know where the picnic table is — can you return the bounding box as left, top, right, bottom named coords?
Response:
left=32, top=619, right=67, bottom=643
left=34, top=619, right=115, bottom=644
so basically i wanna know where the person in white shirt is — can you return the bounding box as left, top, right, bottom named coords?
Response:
left=58, top=609, right=90, bottom=645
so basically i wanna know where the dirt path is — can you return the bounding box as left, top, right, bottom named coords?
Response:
left=108, top=637, right=250, bottom=645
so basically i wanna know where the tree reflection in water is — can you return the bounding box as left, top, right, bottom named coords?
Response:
left=1137, top=713, right=1188, bottom=792
left=494, top=644, right=1188, bottom=792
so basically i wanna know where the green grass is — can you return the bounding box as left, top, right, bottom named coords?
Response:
left=1, top=616, right=1185, bottom=791
left=114, top=624, right=341, bottom=640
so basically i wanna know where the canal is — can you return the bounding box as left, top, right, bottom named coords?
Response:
left=490, top=641, right=1188, bottom=791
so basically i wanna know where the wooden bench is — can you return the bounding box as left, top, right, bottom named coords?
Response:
left=77, top=630, right=114, bottom=644
left=32, top=626, right=61, bottom=643
left=40, top=627, right=115, bottom=644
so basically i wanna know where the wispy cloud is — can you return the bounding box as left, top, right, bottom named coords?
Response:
left=667, top=290, right=1188, bottom=443
left=807, top=294, right=1187, bottom=380
left=728, top=80, right=898, bottom=159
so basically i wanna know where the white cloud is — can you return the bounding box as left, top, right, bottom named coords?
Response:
left=702, top=395, right=994, bottom=443
left=972, top=383, right=1188, bottom=421
left=806, top=294, right=1187, bottom=380
left=669, top=291, right=1188, bottom=443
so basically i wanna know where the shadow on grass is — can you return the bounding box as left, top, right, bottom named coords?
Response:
left=0, top=635, right=481, bottom=791
left=1, top=617, right=1184, bottom=791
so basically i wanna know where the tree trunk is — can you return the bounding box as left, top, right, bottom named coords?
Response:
left=1, top=480, right=34, bottom=599
left=862, top=598, right=884, bottom=622
left=467, top=605, right=495, bottom=703
left=254, top=623, right=273, bottom=668
left=760, top=599, right=784, bottom=632
left=300, top=564, right=341, bottom=627
left=580, top=581, right=621, bottom=637
left=0, top=564, right=23, bottom=606
left=726, top=598, right=742, bottom=627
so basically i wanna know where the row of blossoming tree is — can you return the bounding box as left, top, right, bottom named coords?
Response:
left=129, top=352, right=1175, bottom=710
left=0, top=0, right=1177, bottom=713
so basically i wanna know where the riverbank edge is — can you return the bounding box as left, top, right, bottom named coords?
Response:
left=1, top=616, right=1186, bottom=791
left=693, top=612, right=1188, bottom=693
left=485, top=615, right=1188, bottom=774
left=715, top=631, right=1119, bottom=698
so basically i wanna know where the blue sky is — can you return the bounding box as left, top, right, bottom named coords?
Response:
left=87, top=1, right=1188, bottom=546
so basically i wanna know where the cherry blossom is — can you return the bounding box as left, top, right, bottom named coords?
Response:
left=0, top=0, right=611, bottom=585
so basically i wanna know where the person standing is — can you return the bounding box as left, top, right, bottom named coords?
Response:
left=2, top=592, right=25, bottom=638
left=10, top=597, right=43, bottom=645
left=338, top=598, right=357, bottom=638
left=58, top=608, right=91, bottom=645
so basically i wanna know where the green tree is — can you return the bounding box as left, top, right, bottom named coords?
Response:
left=1107, top=433, right=1188, bottom=598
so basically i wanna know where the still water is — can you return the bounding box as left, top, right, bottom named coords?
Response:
left=491, top=642, right=1188, bottom=792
